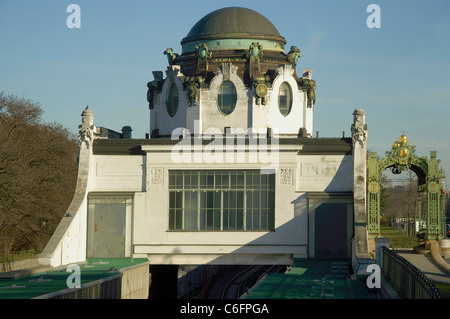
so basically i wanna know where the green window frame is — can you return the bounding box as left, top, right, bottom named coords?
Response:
left=168, top=170, right=275, bottom=231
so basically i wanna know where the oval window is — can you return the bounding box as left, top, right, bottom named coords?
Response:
left=217, top=81, right=237, bottom=115
left=278, top=82, right=292, bottom=116
left=166, top=83, right=179, bottom=117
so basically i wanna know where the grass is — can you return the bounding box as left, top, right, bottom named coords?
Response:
left=380, top=226, right=417, bottom=248
left=434, top=283, right=450, bottom=299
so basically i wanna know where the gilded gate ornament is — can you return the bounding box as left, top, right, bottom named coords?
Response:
left=367, top=133, right=446, bottom=241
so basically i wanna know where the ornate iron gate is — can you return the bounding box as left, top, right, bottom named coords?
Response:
left=367, top=133, right=446, bottom=241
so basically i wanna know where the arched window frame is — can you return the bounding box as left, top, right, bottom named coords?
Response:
left=217, top=80, right=237, bottom=115
left=166, top=82, right=179, bottom=118
left=278, top=82, right=293, bottom=117
left=209, top=63, right=246, bottom=118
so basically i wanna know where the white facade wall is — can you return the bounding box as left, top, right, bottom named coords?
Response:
left=265, top=65, right=307, bottom=136
left=83, top=139, right=353, bottom=265
left=296, top=155, right=354, bottom=192
left=39, top=114, right=358, bottom=268
left=150, top=63, right=313, bottom=138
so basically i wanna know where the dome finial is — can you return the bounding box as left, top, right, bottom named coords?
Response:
left=399, top=130, right=407, bottom=144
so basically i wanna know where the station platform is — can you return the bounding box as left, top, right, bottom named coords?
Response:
left=241, top=259, right=371, bottom=299
left=0, top=258, right=150, bottom=299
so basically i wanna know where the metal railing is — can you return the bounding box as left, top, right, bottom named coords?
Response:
left=380, top=246, right=443, bottom=299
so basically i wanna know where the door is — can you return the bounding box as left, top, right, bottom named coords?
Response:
left=314, top=203, right=348, bottom=259
left=87, top=196, right=132, bottom=258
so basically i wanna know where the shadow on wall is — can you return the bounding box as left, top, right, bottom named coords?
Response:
left=149, top=160, right=355, bottom=266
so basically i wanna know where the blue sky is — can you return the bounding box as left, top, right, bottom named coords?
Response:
left=1, top=0, right=449, bottom=187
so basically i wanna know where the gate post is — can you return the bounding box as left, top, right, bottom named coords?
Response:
left=426, top=151, right=445, bottom=241
left=367, top=152, right=381, bottom=248
left=351, top=109, right=372, bottom=274
left=427, top=181, right=442, bottom=240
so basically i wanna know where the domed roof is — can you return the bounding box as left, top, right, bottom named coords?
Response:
left=181, top=7, right=286, bottom=53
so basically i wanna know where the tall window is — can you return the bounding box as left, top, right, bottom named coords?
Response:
left=168, top=170, right=275, bottom=231
left=217, top=81, right=237, bottom=115
left=166, top=83, right=179, bottom=117
left=278, top=82, right=292, bottom=116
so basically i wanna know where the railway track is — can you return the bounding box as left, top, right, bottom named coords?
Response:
left=200, top=264, right=288, bottom=299
left=221, top=265, right=264, bottom=299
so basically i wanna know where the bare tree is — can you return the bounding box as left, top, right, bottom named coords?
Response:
left=0, top=92, right=78, bottom=257
left=381, top=170, right=418, bottom=235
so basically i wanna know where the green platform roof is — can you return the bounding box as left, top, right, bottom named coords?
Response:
left=242, top=259, right=371, bottom=299
left=0, top=258, right=149, bottom=299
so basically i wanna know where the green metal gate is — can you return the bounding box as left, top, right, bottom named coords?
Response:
left=367, top=133, right=446, bottom=242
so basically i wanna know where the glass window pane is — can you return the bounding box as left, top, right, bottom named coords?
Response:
left=169, top=210, right=175, bottom=230
left=168, top=170, right=275, bottom=231
left=268, top=208, right=275, bottom=230
left=237, top=173, right=244, bottom=188
left=169, top=173, right=175, bottom=188
left=206, top=191, right=214, bottom=208
left=169, top=192, right=175, bottom=208
left=229, top=210, right=236, bottom=230
left=253, top=191, right=260, bottom=208
left=252, top=211, right=260, bottom=230
left=184, top=210, right=191, bottom=230
left=176, top=173, right=183, bottom=189
left=199, top=208, right=206, bottom=230
left=200, top=191, right=206, bottom=209
left=223, top=191, right=228, bottom=210
left=246, top=209, right=253, bottom=230
left=222, top=210, right=229, bottom=230
left=184, top=173, right=191, bottom=188
left=175, top=210, right=182, bottom=230
left=191, top=173, right=198, bottom=188
left=261, top=210, right=268, bottom=230
left=190, top=208, right=197, bottom=230
left=207, top=210, right=214, bottom=230
left=214, top=210, right=221, bottom=230
left=251, top=174, right=260, bottom=189
left=278, top=82, right=292, bottom=116
left=237, top=191, right=244, bottom=208
left=260, top=191, right=267, bottom=208
left=166, top=83, right=179, bottom=117
left=231, top=173, right=237, bottom=189
left=218, top=81, right=237, bottom=115
left=246, top=191, right=253, bottom=209
left=221, top=174, right=229, bottom=188
left=237, top=209, right=244, bottom=230
left=230, top=191, right=237, bottom=208
left=207, top=173, right=214, bottom=188
left=199, top=173, right=206, bottom=188
left=246, top=173, right=253, bottom=186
